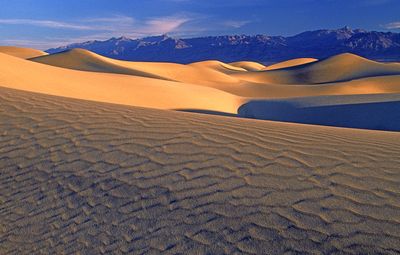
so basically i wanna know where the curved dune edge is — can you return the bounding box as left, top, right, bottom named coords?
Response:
left=0, top=53, right=243, bottom=114
left=0, top=46, right=48, bottom=59
left=210, top=74, right=400, bottom=98
left=27, top=49, right=400, bottom=99
left=233, top=53, right=400, bottom=85
left=29, top=49, right=400, bottom=87
left=264, top=57, right=318, bottom=70
left=1, top=87, right=400, bottom=254
left=188, top=60, right=247, bottom=72
left=229, top=61, right=266, bottom=71
left=31, top=49, right=243, bottom=86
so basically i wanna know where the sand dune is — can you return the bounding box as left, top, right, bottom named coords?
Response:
left=239, top=93, right=400, bottom=131
left=2, top=47, right=400, bottom=131
left=0, top=46, right=48, bottom=59
left=30, top=48, right=173, bottom=80
left=28, top=49, right=400, bottom=100
left=264, top=57, right=318, bottom=70
left=1, top=87, right=400, bottom=254
left=31, top=49, right=242, bottom=86
left=189, top=60, right=247, bottom=72
left=233, top=53, right=400, bottom=84
left=28, top=49, right=400, bottom=88
left=229, top=61, right=266, bottom=71
left=195, top=74, right=400, bottom=99
left=0, top=53, right=243, bottom=114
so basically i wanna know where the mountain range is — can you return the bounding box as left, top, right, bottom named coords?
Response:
left=46, top=27, right=400, bottom=64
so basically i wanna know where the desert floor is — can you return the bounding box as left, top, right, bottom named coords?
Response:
left=1, top=47, right=400, bottom=254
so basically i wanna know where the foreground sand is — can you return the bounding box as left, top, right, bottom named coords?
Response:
left=1, top=87, right=400, bottom=254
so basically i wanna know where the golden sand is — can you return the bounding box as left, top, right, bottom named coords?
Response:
left=1, top=47, right=400, bottom=254
left=264, top=57, right=318, bottom=70
left=0, top=46, right=48, bottom=59
left=1, top=87, right=399, bottom=254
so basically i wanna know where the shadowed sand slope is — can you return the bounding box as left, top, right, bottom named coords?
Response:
left=0, top=46, right=48, bottom=59
left=239, top=94, right=400, bottom=131
left=264, top=58, right=318, bottom=71
left=234, top=53, right=400, bottom=84
left=1, top=87, right=400, bottom=254
left=0, top=53, right=242, bottom=114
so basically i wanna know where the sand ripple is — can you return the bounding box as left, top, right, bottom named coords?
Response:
left=1, top=87, right=400, bottom=254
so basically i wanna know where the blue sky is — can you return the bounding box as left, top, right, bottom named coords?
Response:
left=0, top=0, right=399, bottom=49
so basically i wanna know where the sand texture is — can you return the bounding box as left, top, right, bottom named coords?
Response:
left=1, top=87, right=400, bottom=254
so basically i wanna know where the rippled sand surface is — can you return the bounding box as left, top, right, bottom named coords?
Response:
left=1, top=87, right=399, bottom=254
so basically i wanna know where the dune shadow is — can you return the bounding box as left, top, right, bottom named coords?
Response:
left=176, top=109, right=238, bottom=117
left=238, top=98, right=400, bottom=131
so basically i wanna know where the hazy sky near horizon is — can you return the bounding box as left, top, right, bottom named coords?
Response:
left=0, top=0, right=399, bottom=49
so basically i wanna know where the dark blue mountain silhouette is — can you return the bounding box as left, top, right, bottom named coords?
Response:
left=46, top=27, right=400, bottom=64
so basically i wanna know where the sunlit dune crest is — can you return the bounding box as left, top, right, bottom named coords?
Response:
left=189, top=60, right=248, bottom=72
left=233, top=53, right=400, bottom=85
left=31, top=48, right=242, bottom=86
left=0, top=46, right=48, bottom=59
left=264, top=57, right=318, bottom=70
left=229, top=61, right=266, bottom=71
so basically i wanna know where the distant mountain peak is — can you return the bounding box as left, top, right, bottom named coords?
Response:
left=141, top=34, right=172, bottom=42
left=46, top=28, right=400, bottom=63
left=340, top=26, right=352, bottom=31
left=118, top=36, right=132, bottom=41
left=107, top=36, right=132, bottom=42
